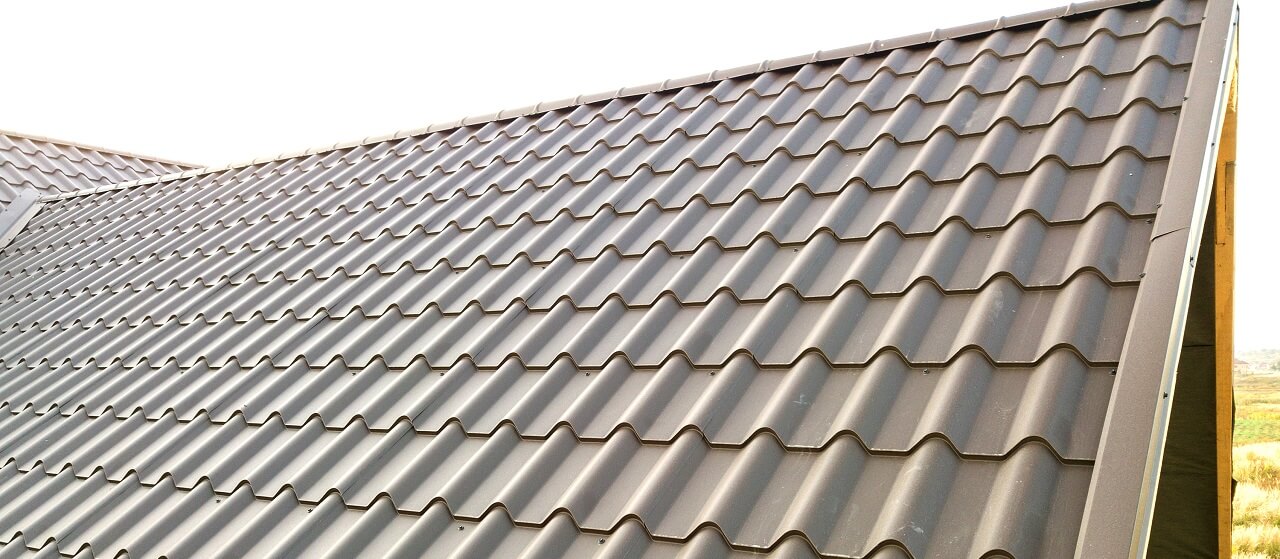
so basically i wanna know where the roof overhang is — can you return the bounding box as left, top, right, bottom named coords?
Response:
left=1075, top=0, right=1239, bottom=556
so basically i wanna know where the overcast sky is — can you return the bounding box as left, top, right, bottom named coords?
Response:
left=4, top=0, right=1275, bottom=350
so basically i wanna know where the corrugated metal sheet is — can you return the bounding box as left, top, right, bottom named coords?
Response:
left=0, top=0, right=1227, bottom=556
left=0, top=131, right=196, bottom=211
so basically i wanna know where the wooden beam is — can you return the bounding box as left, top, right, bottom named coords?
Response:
left=1215, top=34, right=1238, bottom=559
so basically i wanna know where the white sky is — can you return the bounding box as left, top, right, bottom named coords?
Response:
left=3, top=0, right=1275, bottom=350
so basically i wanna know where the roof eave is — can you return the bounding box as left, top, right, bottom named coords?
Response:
left=1074, top=0, right=1240, bottom=556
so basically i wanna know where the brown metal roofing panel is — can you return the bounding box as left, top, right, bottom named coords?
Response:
left=0, top=132, right=198, bottom=212
left=0, top=408, right=1094, bottom=554
left=0, top=276, right=1139, bottom=369
left=0, top=0, right=1228, bottom=557
left=0, top=350, right=1112, bottom=459
left=0, top=465, right=830, bottom=559
left=0, top=209, right=1152, bottom=331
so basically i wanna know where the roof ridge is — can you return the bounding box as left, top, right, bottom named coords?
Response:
left=41, top=0, right=1152, bottom=202
left=0, top=128, right=201, bottom=169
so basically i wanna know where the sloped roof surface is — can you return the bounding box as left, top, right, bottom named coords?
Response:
left=0, top=0, right=1232, bottom=556
left=0, top=131, right=195, bottom=211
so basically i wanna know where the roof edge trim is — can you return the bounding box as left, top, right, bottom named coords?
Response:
left=1075, top=0, right=1238, bottom=557
left=0, top=128, right=201, bottom=169
left=39, top=0, right=1151, bottom=203
left=0, top=186, right=44, bottom=251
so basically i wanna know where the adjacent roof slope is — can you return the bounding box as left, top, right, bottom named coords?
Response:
left=0, top=0, right=1236, bottom=557
left=0, top=130, right=197, bottom=211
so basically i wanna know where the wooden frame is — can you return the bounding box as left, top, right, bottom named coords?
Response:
left=1214, top=39, right=1238, bottom=558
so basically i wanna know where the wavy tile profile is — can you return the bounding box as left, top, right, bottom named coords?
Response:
left=0, top=132, right=195, bottom=212
left=0, top=348, right=1113, bottom=459
left=0, top=0, right=1228, bottom=557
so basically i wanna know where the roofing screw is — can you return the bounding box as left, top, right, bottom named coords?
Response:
left=1156, top=203, right=1162, bottom=208
left=709, top=371, right=716, bottom=376
left=984, top=234, right=991, bottom=239
left=1163, top=392, right=1170, bottom=399
left=439, top=372, right=444, bottom=376
left=1139, top=272, right=1146, bottom=278
left=584, top=372, right=590, bottom=376
left=599, top=539, right=606, bottom=544
left=1145, top=219, right=1153, bottom=224
left=922, top=369, right=930, bottom=375
left=307, top=508, right=312, bottom=513
left=1110, top=369, right=1117, bottom=376
left=458, top=526, right=465, bottom=531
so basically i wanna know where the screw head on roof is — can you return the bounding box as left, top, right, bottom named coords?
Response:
left=1145, top=219, right=1153, bottom=224
left=458, top=526, right=465, bottom=531
left=922, top=369, right=930, bottom=375
left=1139, top=272, right=1146, bottom=278
left=599, top=539, right=606, bottom=544
left=1110, top=369, right=1117, bottom=376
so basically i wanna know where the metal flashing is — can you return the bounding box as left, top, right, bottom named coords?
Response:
left=0, top=187, right=40, bottom=250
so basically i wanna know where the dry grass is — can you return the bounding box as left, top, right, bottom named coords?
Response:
left=1235, top=371, right=1280, bottom=557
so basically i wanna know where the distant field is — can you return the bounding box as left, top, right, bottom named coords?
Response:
left=1236, top=373, right=1280, bottom=444
left=1235, top=370, right=1280, bottom=558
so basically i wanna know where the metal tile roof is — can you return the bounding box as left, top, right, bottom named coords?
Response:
left=0, top=131, right=197, bottom=211
left=0, top=0, right=1237, bottom=556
